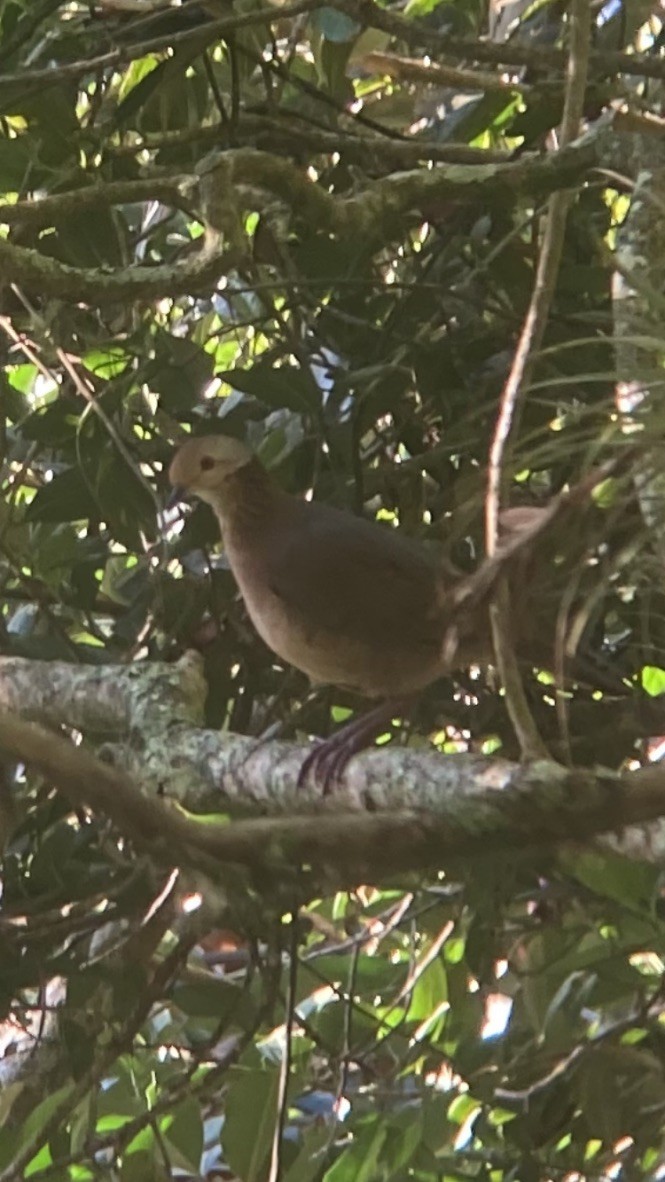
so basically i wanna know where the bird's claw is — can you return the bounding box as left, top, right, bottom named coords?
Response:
left=297, top=737, right=355, bottom=795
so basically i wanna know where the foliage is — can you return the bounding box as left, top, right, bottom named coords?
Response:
left=2, top=0, right=665, bottom=1178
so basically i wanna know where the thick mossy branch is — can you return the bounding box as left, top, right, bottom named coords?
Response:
left=0, top=237, right=236, bottom=303
left=0, top=653, right=206, bottom=736
left=1, top=708, right=665, bottom=890
left=0, top=177, right=197, bottom=228
left=0, top=131, right=603, bottom=304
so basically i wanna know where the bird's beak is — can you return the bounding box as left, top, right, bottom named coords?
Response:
left=165, top=485, right=187, bottom=513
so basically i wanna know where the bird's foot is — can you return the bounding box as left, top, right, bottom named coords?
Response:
left=297, top=732, right=362, bottom=795
left=297, top=697, right=414, bottom=795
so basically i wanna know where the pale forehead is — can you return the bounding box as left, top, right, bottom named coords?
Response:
left=169, top=436, right=251, bottom=487
left=176, top=435, right=250, bottom=462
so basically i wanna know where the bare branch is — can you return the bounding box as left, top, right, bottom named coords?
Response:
left=0, top=1, right=324, bottom=99
left=331, top=0, right=665, bottom=83
left=108, top=113, right=512, bottom=165
left=357, top=50, right=533, bottom=95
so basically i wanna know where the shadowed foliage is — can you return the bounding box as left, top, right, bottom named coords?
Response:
left=2, top=0, right=665, bottom=1177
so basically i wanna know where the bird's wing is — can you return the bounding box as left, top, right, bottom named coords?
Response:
left=264, top=502, right=444, bottom=651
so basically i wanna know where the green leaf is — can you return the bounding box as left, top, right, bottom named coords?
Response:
left=30, top=524, right=82, bottom=587
left=18, top=1086, right=71, bottom=1173
left=220, top=363, right=315, bottom=413
left=61, top=1014, right=97, bottom=1079
left=26, top=467, right=98, bottom=523
left=0, top=135, right=33, bottom=189
left=150, top=332, right=215, bottom=410
left=562, top=848, right=659, bottom=913
left=642, top=664, right=665, bottom=696
left=406, top=953, right=448, bottom=1023
left=223, top=1064, right=280, bottom=1182
left=323, top=1119, right=386, bottom=1182
left=384, top=1112, right=423, bottom=1178
left=120, top=1144, right=165, bottom=1182
left=283, top=1123, right=333, bottom=1182
left=173, top=977, right=251, bottom=1023
left=160, top=1097, right=204, bottom=1172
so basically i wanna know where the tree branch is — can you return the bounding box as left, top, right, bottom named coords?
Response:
left=331, top=0, right=665, bottom=82
left=0, top=652, right=206, bottom=735
left=107, top=113, right=511, bottom=166
left=0, top=176, right=196, bottom=228
left=0, top=1, right=324, bottom=100
left=0, top=129, right=607, bottom=304
left=1, top=704, right=665, bottom=892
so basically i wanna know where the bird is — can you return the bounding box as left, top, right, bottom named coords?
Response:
left=167, top=433, right=624, bottom=788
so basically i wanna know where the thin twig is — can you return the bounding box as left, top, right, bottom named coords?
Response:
left=0, top=888, right=179, bottom=1182
left=107, top=113, right=509, bottom=164
left=485, top=0, right=593, bottom=761
left=0, top=1, right=325, bottom=94
left=268, top=913, right=298, bottom=1182
left=330, top=0, right=665, bottom=82
left=359, top=50, right=534, bottom=95
left=53, top=346, right=160, bottom=519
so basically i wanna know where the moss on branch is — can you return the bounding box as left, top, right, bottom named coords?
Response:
left=0, top=131, right=603, bottom=305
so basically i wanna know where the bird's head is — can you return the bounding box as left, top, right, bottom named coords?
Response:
left=168, top=434, right=253, bottom=507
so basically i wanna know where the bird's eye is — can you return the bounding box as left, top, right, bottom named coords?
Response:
left=200, top=456, right=215, bottom=471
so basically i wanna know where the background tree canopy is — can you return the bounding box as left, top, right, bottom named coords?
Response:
left=3, top=0, right=665, bottom=1178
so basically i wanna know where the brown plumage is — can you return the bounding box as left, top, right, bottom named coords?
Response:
left=169, top=434, right=492, bottom=785
left=168, top=433, right=626, bottom=786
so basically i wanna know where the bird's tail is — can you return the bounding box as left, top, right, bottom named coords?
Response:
left=439, top=446, right=638, bottom=667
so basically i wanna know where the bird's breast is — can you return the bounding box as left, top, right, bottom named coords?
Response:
left=224, top=541, right=334, bottom=679
left=224, top=540, right=440, bottom=696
